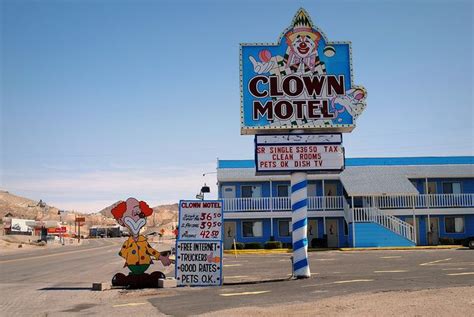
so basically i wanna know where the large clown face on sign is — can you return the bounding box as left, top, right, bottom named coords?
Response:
left=290, top=34, right=318, bottom=58
left=240, top=8, right=367, bottom=135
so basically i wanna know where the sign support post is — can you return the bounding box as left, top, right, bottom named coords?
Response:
left=291, top=170, right=310, bottom=278
left=290, top=129, right=310, bottom=278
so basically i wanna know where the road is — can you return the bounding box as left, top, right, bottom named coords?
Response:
left=0, top=238, right=174, bottom=316
left=1, top=241, right=473, bottom=316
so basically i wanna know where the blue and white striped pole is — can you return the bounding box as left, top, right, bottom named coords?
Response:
left=291, top=171, right=310, bottom=278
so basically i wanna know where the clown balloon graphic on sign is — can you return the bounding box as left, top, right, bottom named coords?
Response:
left=111, top=197, right=171, bottom=288
left=240, top=8, right=367, bottom=134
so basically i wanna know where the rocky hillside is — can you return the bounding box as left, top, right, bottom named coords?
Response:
left=0, top=191, right=63, bottom=221
left=0, top=191, right=178, bottom=229
left=98, top=202, right=178, bottom=228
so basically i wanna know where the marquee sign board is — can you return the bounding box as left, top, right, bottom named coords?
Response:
left=176, top=200, right=223, bottom=287
left=175, top=241, right=222, bottom=286
left=255, top=133, right=344, bottom=174
left=178, top=201, right=223, bottom=241
left=240, top=8, right=367, bottom=135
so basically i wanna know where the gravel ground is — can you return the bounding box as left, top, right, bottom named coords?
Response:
left=201, top=286, right=474, bottom=316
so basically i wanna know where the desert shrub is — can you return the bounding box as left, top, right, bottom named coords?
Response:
left=264, top=241, right=283, bottom=249
left=231, top=242, right=245, bottom=250
left=311, top=238, right=327, bottom=248
left=244, top=242, right=263, bottom=249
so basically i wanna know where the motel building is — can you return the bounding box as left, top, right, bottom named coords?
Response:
left=217, top=156, right=474, bottom=249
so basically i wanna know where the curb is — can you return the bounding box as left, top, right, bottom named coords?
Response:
left=339, top=245, right=463, bottom=251
left=223, top=248, right=339, bottom=255
left=223, top=245, right=463, bottom=254
left=224, top=249, right=292, bottom=255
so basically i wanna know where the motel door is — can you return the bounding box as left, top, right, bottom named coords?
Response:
left=222, top=186, right=236, bottom=199
left=324, top=183, right=337, bottom=197
left=406, top=217, right=420, bottom=245
left=307, top=219, right=318, bottom=247
left=428, top=217, right=440, bottom=245
left=326, top=219, right=339, bottom=248
left=224, top=221, right=236, bottom=249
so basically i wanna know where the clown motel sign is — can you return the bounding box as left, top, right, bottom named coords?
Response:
left=240, top=9, right=367, bottom=135
left=255, top=133, right=344, bottom=174
left=176, top=200, right=223, bottom=286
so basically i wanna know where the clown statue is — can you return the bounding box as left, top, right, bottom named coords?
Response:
left=111, top=197, right=171, bottom=288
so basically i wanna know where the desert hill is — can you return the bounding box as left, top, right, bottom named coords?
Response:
left=0, top=190, right=63, bottom=221
left=98, top=202, right=178, bottom=229
left=0, top=191, right=178, bottom=230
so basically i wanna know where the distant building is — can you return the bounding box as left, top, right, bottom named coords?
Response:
left=89, top=225, right=122, bottom=238
left=217, top=156, right=474, bottom=248
left=3, top=217, right=60, bottom=236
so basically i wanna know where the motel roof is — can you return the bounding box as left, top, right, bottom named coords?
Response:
left=217, top=156, right=474, bottom=196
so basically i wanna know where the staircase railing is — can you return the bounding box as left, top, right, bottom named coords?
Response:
left=353, top=207, right=415, bottom=243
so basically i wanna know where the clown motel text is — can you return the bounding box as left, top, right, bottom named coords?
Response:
left=249, top=75, right=345, bottom=121
left=256, top=144, right=344, bottom=173
left=176, top=241, right=222, bottom=286
left=179, top=200, right=223, bottom=241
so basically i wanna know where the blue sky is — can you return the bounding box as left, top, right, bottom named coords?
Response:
left=1, top=0, right=472, bottom=212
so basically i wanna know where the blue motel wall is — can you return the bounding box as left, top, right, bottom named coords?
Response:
left=218, top=157, right=474, bottom=248
left=229, top=217, right=350, bottom=247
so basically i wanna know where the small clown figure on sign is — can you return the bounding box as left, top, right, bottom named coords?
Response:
left=111, top=197, right=171, bottom=288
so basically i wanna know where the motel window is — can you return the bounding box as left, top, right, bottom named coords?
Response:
left=278, top=220, right=292, bottom=237
left=242, top=221, right=263, bottom=237
left=241, top=186, right=253, bottom=198
left=277, top=185, right=290, bottom=197
left=241, top=185, right=261, bottom=198
left=442, top=182, right=462, bottom=194
left=445, top=217, right=464, bottom=233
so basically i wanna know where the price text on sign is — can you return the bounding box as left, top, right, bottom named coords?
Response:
left=256, top=144, right=344, bottom=173
left=179, top=201, right=223, bottom=241
left=176, top=241, right=222, bottom=286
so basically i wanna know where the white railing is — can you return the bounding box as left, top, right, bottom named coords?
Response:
left=222, top=197, right=289, bottom=212
left=308, top=196, right=344, bottom=211
left=326, top=196, right=344, bottom=210
left=223, top=196, right=344, bottom=212
left=222, top=193, right=474, bottom=212
left=353, top=207, right=415, bottom=242
left=343, top=199, right=352, bottom=223
left=308, top=196, right=323, bottom=210
left=377, top=193, right=474, bottom=209
left=419, top=193, right=474, bottom=208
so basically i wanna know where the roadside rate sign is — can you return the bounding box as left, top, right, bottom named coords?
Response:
left=176, top=200, right=223, bottom=286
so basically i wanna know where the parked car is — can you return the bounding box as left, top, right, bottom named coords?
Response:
left=462, top=236, right=474, bottom=249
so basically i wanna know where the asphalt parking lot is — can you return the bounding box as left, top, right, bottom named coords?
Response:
left=1, top=241, right=473, bottom=316
left=152, top=248, right=474, bottom=316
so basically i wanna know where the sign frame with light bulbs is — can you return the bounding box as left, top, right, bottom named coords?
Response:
left=239, top=8, right=367, bottom=135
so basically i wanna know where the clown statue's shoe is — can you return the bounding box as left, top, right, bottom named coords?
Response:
left=112, top=270, right=166, bottom=288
